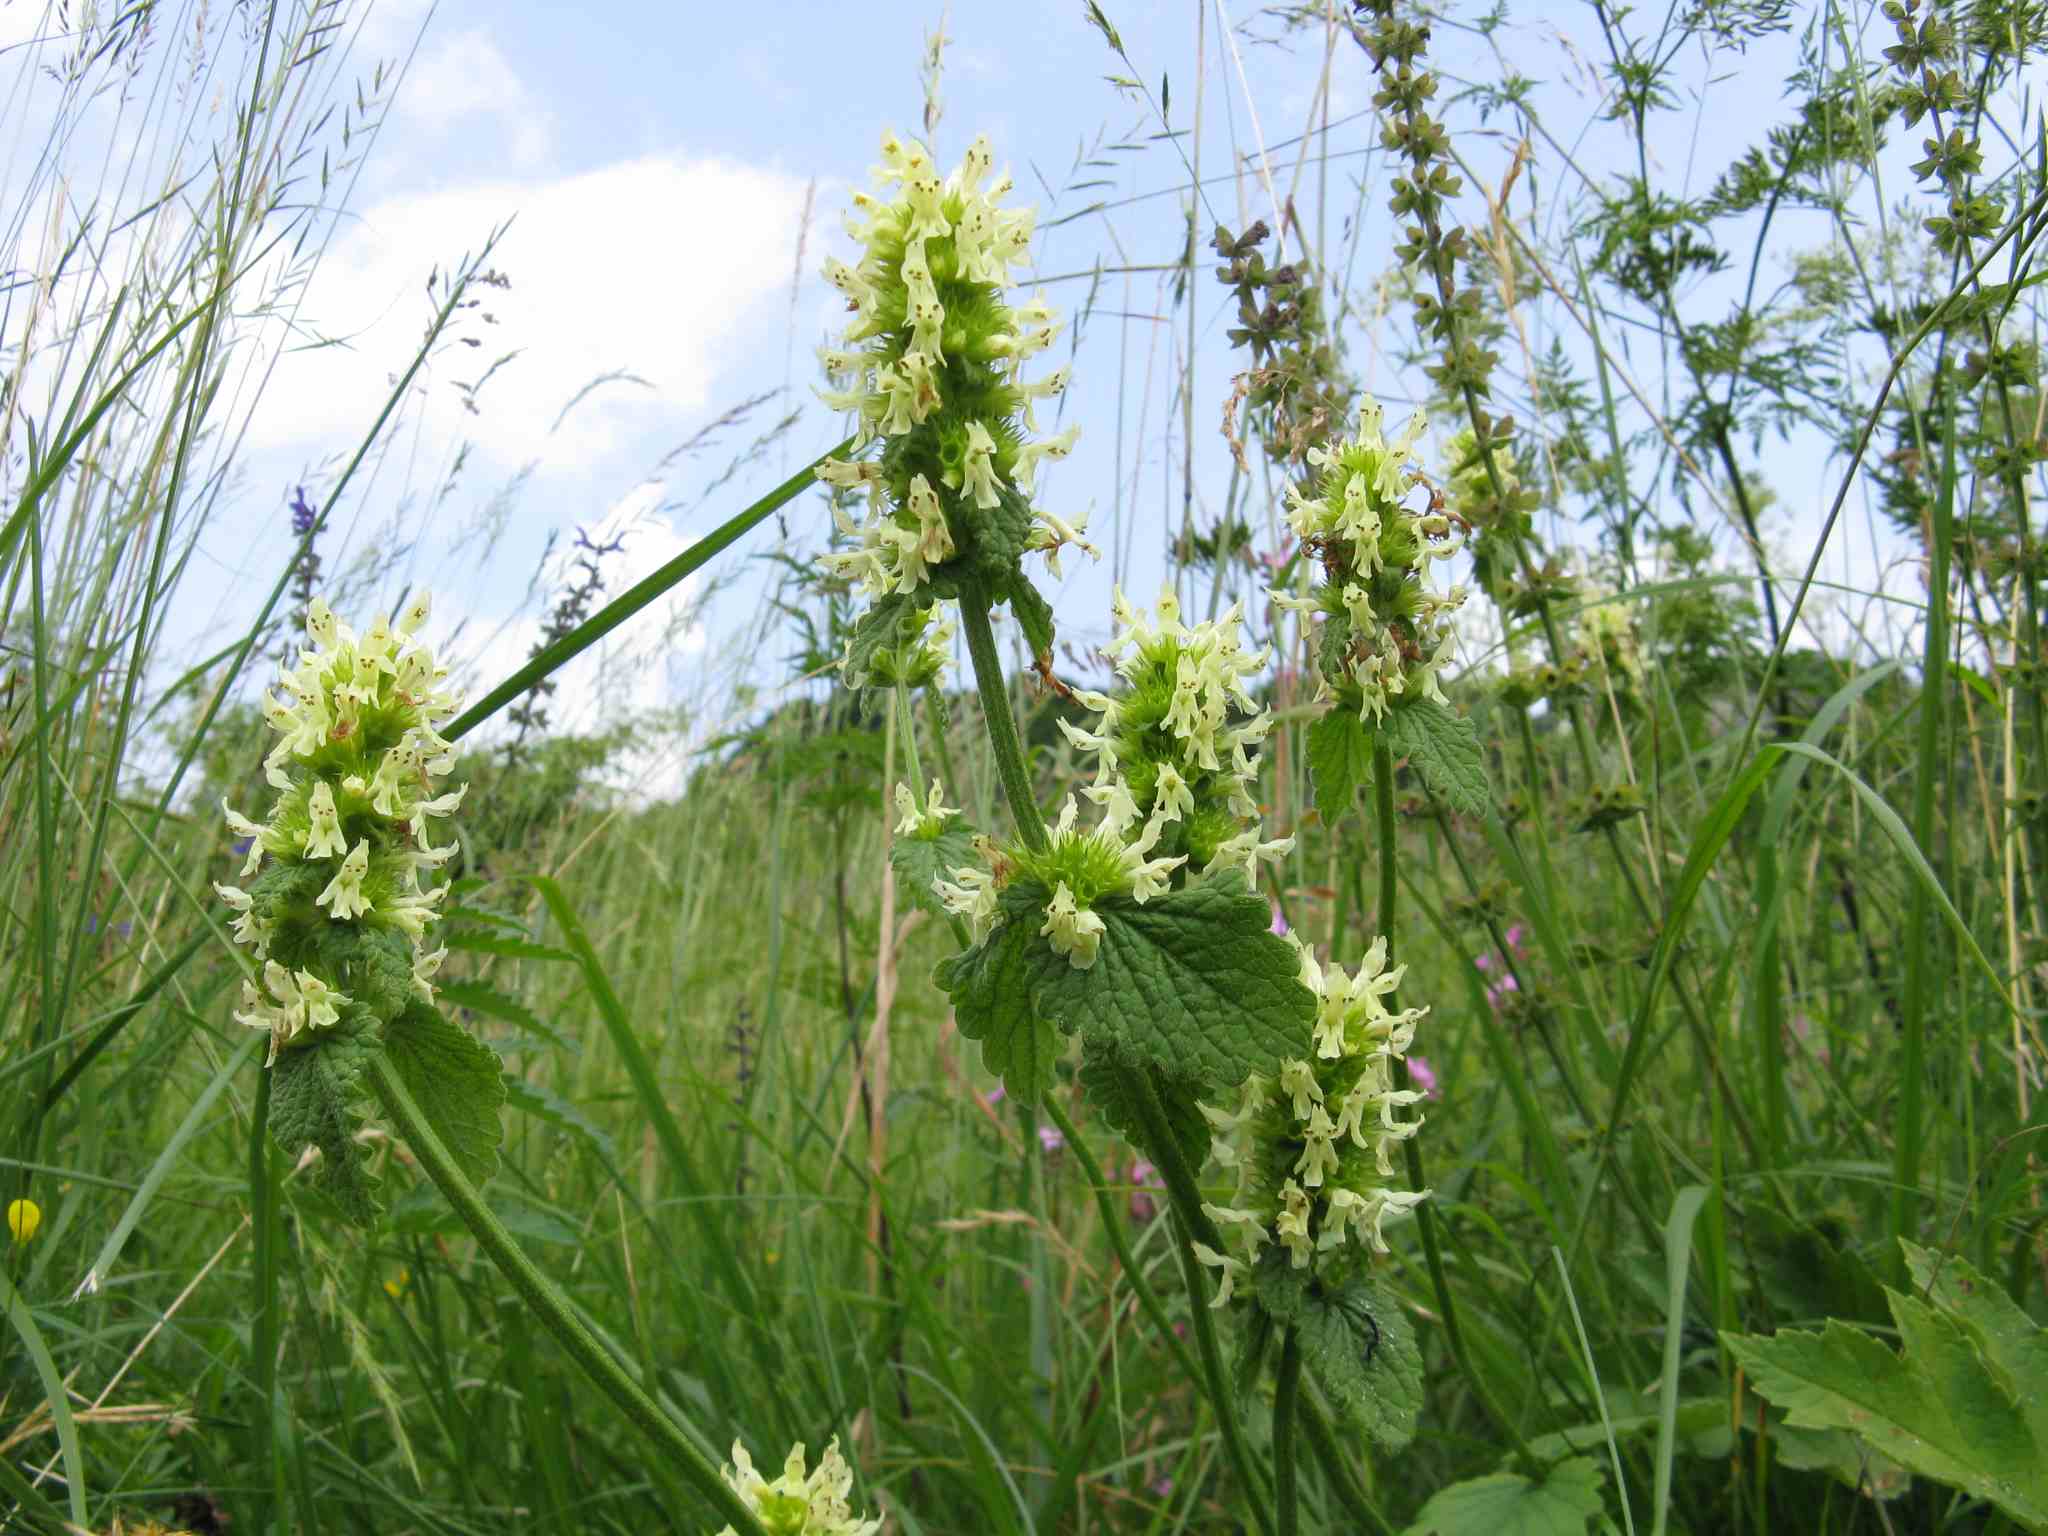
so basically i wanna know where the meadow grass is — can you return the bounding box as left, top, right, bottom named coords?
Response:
left=4, top=1, right=2047, bottom=1533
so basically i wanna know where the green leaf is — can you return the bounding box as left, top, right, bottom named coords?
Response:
left=383, top=1001, right=505, bottom=1189
left=1031, top=870, right=1314, bottom=1092
left=890, top=824, right=981, bottom=921
left=1403, top=1459, right=1608, bottom=1535
left=270, top=1006, right=382, bottom=1226
left=1257, top=1265, right=1423, bottom=1451
left=1076, top=1038, right=1209, bottom=1169
left=1725, top=1248, right=2048, bottom=1530
left=435, top=979, right=579, bottom=1055
left=503, top=1076, right=615, bottom=1161
left=934, top=922, right=1062, bottom=1103
left=1381, top=698, right=1490, bottom=815
left=841, top=590, right=914, bottom=686
left=1308, top=708, right=1371, bottom=824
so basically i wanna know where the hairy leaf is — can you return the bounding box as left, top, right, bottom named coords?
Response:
left=383, top=1002, right=505, bottom=1189
left=1382, top=698, right=1490, bottom=815
left=1402, top=1459, right=1607, bottom=1535
left=1725, top=1245, right=2048, bottom=1529
left=269, top=1004, right=381, bottom=1226
left=934, top=921, right=1061, bottom=1103
left=1031, top=871, right=1314, bottom=1091
left=890, top=825, right=981, bottom=921
left=1307, top=708, right=1371, bottom=824
left=1257, top=1265, right=1422, bottom=1450
left=1076, top=1038, right=1209, bottom=1170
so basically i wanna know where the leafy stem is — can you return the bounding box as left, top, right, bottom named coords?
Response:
left=364, top=1053, right=768, bottom=1536
left=1375, top=742, right=1537, bottom=1475
left=1123, top=1061, right=1278, bottom=1536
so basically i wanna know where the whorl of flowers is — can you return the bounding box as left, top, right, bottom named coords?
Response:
left=214, top=595, right=463, bottom=1065
left=714, top=1437, right=881, bottom=1536
left=934, top=587, right=1292, bottom=968
left=1192, top=938, right=1431, bottom=1305
left=1277, top=397, right=1467, bottom=721
left=814, top=131, right=1095, bottom=652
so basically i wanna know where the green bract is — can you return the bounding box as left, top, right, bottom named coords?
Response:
left=814, top=130, right=1094, bottom=684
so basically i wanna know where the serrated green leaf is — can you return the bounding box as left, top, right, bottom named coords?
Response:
left=503, top=1076, right=615, bottom=1161
left=269, top=1007, right=381, bottom=1226
left=890, top=825, right=981, bottom=920
left=1403, top=1458, right=1608, bottom=1535
left=1382, top=698, right=1490, bottom=816
left=383, top=1001, right=505, bottom=1189
left=1901, top=1241, right=2048, bottom=1423
left=1769, top=1423, right=1911, bottom=1500
left=1725, top=1263, right=2048, bottom=1530
left=1257, top=1265, right=1422, bottom=1450
left=1031, top=871, right=1313, bottom=1091
left=842, top=589, right=914, bottom=685
left=435, top=979, right=578, bottom=1054
left=1076, top=1038, right=1209, bottom=1169
left=1308, top=708, right=1371, bottom=824
left=439, top=929, right=575, bottom=965
left=934, top=922, right=1061, bottom=1103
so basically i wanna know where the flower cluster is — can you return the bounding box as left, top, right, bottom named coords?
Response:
left=214, top=596, right=463, bottom=1065
left=714, top=1437, right=881, bottom=1536
left=933, top=588, right=1292, bottom=967
left=1277, top=397, right=1467, bottom=721
left=1192, top=937, right=1430, bottom=1304
left=814, top=131, right=1095, bottom=651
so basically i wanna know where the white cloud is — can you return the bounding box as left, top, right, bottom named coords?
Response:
left=249, top=152, right=811, bottom=475
left=395, top=27, right=552, bottom=168
left=442, top=478, right=716, bottom=800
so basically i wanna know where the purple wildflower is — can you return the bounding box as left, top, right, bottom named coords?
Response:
left=1150, top=1476, right=1175, bottom=1498
left=1269, top=903, right=1288, bottom=937
left=1037, top=1123, right=1065, bottom=1156
left=1128, top=1159, right=1162, bottom=1223
left=1408, top=1055, right=1439, bottom=1098
left=984, top=1084, right=1007, bottom=1108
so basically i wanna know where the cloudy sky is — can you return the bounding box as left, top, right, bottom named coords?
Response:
left=3, top=0, right=1920, bottom=784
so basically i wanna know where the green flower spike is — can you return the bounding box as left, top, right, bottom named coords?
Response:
left=1192, top=936, right=1431, bottom=1305
left=815, top=129, right=1096, bottom=684
left=714, top=1437, right=882, bottom=1536
left=1277, top=395, right=1468, bottom=722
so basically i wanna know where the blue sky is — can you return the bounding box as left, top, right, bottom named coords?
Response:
left=3, top=0, right=1947, bottom=789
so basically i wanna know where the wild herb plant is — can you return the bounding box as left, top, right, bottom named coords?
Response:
left=13, top=3, right=2048, bottom=1534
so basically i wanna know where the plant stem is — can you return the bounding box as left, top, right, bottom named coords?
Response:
left=250, top=1070, right=286, bottom=1536
left=365, top=1054, right=768, bottom=1536
left=1039, top=1093, right=1204, bottom=1388
left=1298, top=1390, right=1397, bottom=1535
left=1122, top=1063, right=1278, bottom=1536
left=1374, top=743, right=1537, bottom=1474
left=958, top=580, right=1048, bottom=855
left=1274, top=1324, right=1303, bottom=1536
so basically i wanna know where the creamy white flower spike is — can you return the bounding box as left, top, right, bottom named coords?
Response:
left=213, top=595, right=466, bottom=1066
left=813, top=130, right=1096, bottom=656
left=1284, top=395, right=1467, bottom=721
left=713, top=1436, right=882, bottom=1536
left=1194, top=933, right=1431, bottom=1298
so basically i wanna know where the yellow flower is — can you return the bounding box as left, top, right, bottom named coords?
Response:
left=8, top=1197, right=41, bottom=1243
